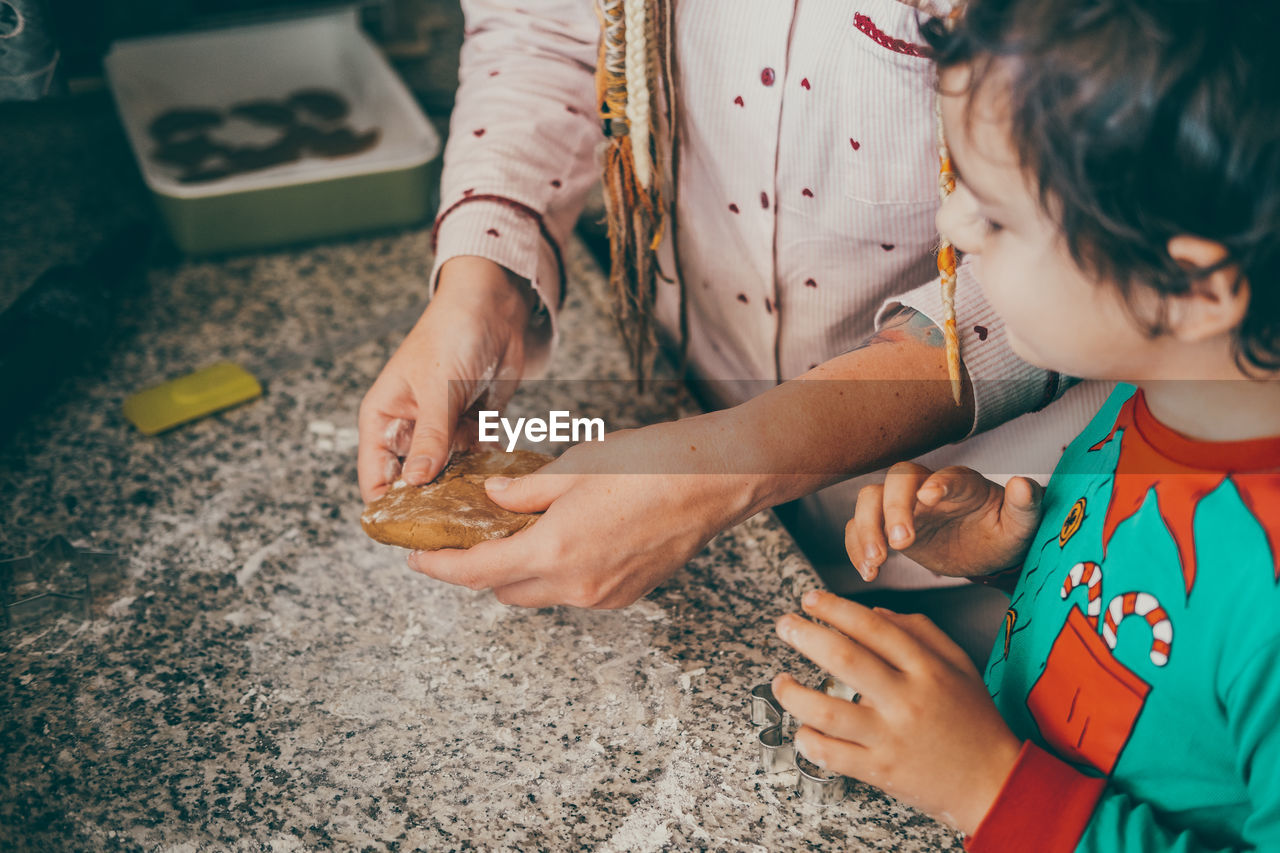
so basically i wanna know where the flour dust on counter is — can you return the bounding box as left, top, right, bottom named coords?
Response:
left=1, top=213, right=961, bottom=849
left=306, top=419, right=359, bottom=454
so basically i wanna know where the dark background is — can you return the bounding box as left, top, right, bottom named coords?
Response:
left=44, top=0, right=465, bottom=113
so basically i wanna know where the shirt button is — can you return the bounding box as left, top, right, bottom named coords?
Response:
left=761, top=67, right=776, bottom=87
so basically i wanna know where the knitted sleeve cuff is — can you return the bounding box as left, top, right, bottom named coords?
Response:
left=966, top=741, right=1105, bottom=853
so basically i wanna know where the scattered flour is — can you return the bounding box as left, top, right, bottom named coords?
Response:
left=678, top=667, right=706, bottom=692
left=236, top=528, right=298, bottom=588
left=631, top=599, right=668, bottom=622
left=335, top=427, right=359, bottom=451
left=267, top=835, right=307, bottom=853
left=598, top=726, right=712, bottom=853
left=107, top=595, right=137, bottom=616
left=308, top=420, right=358, bottom=453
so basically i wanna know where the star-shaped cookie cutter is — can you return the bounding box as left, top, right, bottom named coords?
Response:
left=0, top=536, right=120, bottom=630
left=748, top=677, right=859, bottom=805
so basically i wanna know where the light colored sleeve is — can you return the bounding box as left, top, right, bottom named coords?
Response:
left=876, top=258, right=1071, bottom=437
left=429, top=0, right=603, bottom=360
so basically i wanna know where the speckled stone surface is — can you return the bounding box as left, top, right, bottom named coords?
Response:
left=0, top=96, right=962, bottom=852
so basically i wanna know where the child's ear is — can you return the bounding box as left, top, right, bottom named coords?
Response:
left=1163, top=235, right=1249, bottom=343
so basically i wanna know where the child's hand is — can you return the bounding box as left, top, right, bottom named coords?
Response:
left=847, top=462, right=1043, bottom=581
left=772, top=590, right=1022, bottom=836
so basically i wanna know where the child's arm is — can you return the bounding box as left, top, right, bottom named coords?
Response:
left=775, top=592, right=1280, bottom=851
left=846, top=463, right=1044, bottom=582
left=963, top=640, right=1280, bottom=851
left=772, top=590, right=1024, bottom=836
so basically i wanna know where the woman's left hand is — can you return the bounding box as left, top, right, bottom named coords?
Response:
left=772, top=590, right=1023, bottom=836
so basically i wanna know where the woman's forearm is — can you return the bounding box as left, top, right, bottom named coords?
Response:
left=705, top=309, right=976, bottom=521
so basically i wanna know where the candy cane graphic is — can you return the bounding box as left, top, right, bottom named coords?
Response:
left=1061, top=561, right=1104, bottom=626
left=1102, top=591, right=1173, bottom=667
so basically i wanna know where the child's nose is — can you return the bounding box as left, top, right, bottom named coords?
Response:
left=936, top=185, right=983, bottom=255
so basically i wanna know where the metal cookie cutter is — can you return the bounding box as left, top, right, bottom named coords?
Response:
left=749, top=677, right=859, bottom=805
left=0, top=536, right=120, bottom=630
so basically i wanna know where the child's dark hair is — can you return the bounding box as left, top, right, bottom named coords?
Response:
left=922, top=0, right=1280, bottom=373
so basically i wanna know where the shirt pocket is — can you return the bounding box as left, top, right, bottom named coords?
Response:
left=840, top=7, right=939, bottom=206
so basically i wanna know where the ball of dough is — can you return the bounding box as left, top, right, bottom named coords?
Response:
left=361, top=448, right=552, bottom=550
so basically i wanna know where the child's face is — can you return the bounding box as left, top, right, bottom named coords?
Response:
left=936, top=65, right=1164, bottom=381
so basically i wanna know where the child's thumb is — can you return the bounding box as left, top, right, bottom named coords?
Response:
left=1003, top=476, right=1045, bottom=531
left=485, top=471, right=560, bottom=513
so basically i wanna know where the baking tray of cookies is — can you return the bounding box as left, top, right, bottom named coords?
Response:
left=104, top=7, right=440, bottom=254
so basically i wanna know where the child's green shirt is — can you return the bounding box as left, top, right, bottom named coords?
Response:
left=972, top=385, right=1280, bottom=852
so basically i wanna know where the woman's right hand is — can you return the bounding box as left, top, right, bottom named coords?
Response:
left=357, top=256, right=542, bottom=502
left=846, top=463, right=1045, bottom=582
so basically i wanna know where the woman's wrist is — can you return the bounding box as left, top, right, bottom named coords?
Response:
left=436, top=255, right=553, bottom=373
left=667, top=409, right=804, bottom=527
left=437, top=255, right=538, bottom=325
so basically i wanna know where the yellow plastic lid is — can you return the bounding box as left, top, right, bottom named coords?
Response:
left=122, top=361, right=263, bottom=435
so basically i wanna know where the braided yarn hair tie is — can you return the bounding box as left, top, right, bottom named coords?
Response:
left=935, top=6, right=964, bottom=406
left=595, top=0, right=677, bottom=382
left=595, top=0, right=959, bottom=396
left=936, top=95, right=962, bottom=405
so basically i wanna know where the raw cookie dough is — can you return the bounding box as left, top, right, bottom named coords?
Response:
left=361, top=448, right=552, bottom=550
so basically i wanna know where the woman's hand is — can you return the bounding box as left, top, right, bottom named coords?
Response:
left=772, top=590, right=1022, bottom=836
left=357, top=256, right=543, bottom=501
left=404, top=416, right=760, bottom=608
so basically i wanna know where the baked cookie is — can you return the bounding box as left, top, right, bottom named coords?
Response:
left=149, top=107, right=223, bottom=141
left=361, top=448, right=552, bottom=550
left=287, top=88, right=351, bottom=122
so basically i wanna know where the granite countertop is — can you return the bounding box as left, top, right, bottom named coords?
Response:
left=0, top=95, right=961, bottom=851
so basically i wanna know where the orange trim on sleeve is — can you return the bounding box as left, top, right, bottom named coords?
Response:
left=966, top=741, right=1106, bottom=853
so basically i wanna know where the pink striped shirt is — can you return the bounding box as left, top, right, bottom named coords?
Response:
left=430, top=0, right=1110, bottom=589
